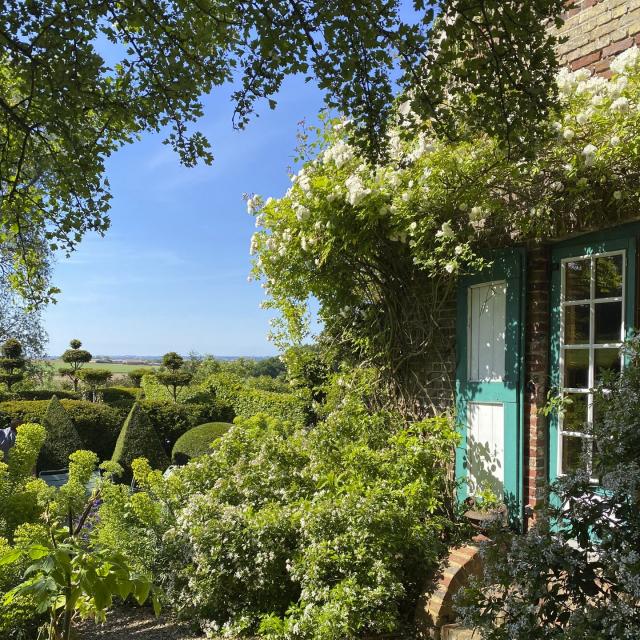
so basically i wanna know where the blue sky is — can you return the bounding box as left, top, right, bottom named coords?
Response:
left=44, top=78, right=326, bottom=357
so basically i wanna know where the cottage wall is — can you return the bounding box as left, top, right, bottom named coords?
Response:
left=555, top=0, right=640, bottom=74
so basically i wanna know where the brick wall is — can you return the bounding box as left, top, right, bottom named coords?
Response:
left=523, top=246, right=551, bottom=526
left=555, top=0, right=640, bottom=74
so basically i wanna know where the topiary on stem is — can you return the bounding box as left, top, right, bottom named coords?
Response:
left=0, top=339, right=26, bottom=391
left=59, top=339, right=92, bottom=392
left=78, top=368, right=112, bottom=402
left=155, top=352, right=193, bottom=402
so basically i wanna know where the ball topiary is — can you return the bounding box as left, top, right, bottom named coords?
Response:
left=171, top=422, right=232, bottom=465
left=38, top=395, right=84, bottom=471
left=112, top=402, right=169, bottom=481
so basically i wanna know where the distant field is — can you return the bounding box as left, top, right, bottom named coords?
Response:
left=42, top=360, right=160, bottom=374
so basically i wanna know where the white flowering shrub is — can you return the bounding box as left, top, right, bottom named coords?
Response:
left=97, top=394, right=461, bottom=639
left=456, top=334, right=640, bottom=639
left=249, top=51, right=640, bottom=410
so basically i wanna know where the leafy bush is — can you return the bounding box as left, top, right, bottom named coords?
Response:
left=38, top=396, right=83, bottom=471
left=0, top=399, right=122, bottom=461
left=171, top=422, right=231, bottom=465
left=205, top=372, right=309, bottom=424
left=97, top=397, right=460, bottom=639
left=140, top=399, right=234, bottom=451
left=0, top=423, right=47, bottom=539
left=101, top=385, right=141, bottom=411
left=112, top=403, right=169, bottom=481
left=457, top=336, right=640, bottom=639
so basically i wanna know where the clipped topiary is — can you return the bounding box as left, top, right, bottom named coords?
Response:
left=112, top=402, right=169, bottom=481
left=39, top=395, right=84, bottom=471
left=171, top=421, right=232, bottom=465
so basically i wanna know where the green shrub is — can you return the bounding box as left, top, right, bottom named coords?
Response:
left=140, top=399, right=234, bottom=450
left=15, top=390, right=80, bottom=401
left=0, top=399, right=122, bottom=461
left=206, top=372, right=309, bottom=424
left=101, top=386, right=141, bottom=410
left=171, top=422, right=231, bottom=465
left=112, top=403, right=169, bottom=481
left=141, top=373, right=215, bottom=404
left=38, top=396, right=84, bottom=471
left=97, top=397, right=461, bottom=639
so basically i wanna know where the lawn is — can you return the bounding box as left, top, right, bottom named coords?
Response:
left=42, top=360, right=160, bottom=374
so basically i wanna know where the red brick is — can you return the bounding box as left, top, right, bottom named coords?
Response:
left=602, top=37, right=634, bottom=58
left=570, top=51, right=602, bottom=70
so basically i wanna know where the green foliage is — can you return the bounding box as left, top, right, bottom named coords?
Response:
left=0, top=399, right=122, bottom=462
left=127, top=368, right=150, bottom=388
left=0, top=339, right=26, bottom=391
left=171, top=422, right=231, bottom=465
left=252, top=54, right=640, bottom=411
left=139, top=400, right=234, bottom=451
left=78, top=368, right=112, bottom=402
left=97, top=396, right=461, bottom=639
left=13, top=390, right=79, bottom=401
left=59, top=340, right=92, bottom=392
left=155, top=352, right=193, bottom=402
left=0, top=451, right=155, bottom=640
left=219, top=356, right=286, bottom=379
left=0, top=423, right=47, bottom=540
left=283, top=345, right=330, bottom=403
left=205, top=372, right=309, bottom=424
left=112, top=403, right=169, bottom=481
left=0, top=1, right=564, bottom=303
left=100, top=386, right=141, bottom=412
left=38, top=397, right=83, bottom=472
left=457, top=335, right=640, bottom=639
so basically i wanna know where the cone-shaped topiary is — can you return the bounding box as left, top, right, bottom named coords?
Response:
left=171, top=422, right=232, bottom=465
left=38, top=395, right=84, bottom=471
left=112, top=402, right=169, bottom=481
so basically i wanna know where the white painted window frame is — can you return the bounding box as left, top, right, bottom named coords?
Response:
left=558, top=249, right=626, bottom=478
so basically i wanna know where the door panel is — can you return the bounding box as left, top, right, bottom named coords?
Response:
left=467, top=402, right=504, bottom=497
left=456, top=249, right=525, bottom=524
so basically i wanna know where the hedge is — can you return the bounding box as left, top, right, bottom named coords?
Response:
left=140, top=399, right=234, bottom=450
left=205, top=373, right=309, bottom=424
left=171, top=422, right=231, bottom=465
left=112, top=403, right=169, bottom=481
left=100, top=386, right=141, bottom=411
left=0, top=390, right=80, bottom=402
left=38, top=396, right=84, bottom=471
left=0, top=399, right=122, bottom=461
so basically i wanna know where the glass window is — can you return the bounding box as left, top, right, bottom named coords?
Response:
left=559, top=251, right=625, bottom=478
left=565, top=259, right=591, bottom=300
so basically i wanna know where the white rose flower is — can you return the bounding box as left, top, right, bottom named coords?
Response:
left=436, top=221, right=454, bottom=239
left=610, top=45, right=640, bottom=75
left=345, top=175, right=370, bottom=206
left=454, top=245, right=464, bottom=255
left=581, top=144, right=597, bottom=166
left=611, top=96, right=630, bottom=112
left=398, top=100, right=412, bottom=116
left=563, top=128, right=575, bottom=141
left=591, top=93, right=604, bottom=107
left=610, top=135, right=621, bottom=146
left=470, top=206, right=483, bottom=220
left=613, top=190, right=622, bottom=200
left=444, top=262, right=455, bottom=274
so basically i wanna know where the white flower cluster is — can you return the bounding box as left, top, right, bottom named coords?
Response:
left=322, top=140, right=355, bottom=168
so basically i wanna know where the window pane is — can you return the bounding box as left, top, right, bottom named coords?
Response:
left=595, top=255, right=623, bottom=299
left=595, top=348, right=621, bottom=385
left=564, top=305, right=590, bottom=344
left=594, top=302, right=622, bottom=343
left=564, top=349, right=589, bottom=388
left=562, top=393, right=588, bottom=433
left=565, top=260, right=591, bottom=300
left=562, top=435, right=587, bottom=474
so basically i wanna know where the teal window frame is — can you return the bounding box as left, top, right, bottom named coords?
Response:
left=549, top=222, right=638, bottom=484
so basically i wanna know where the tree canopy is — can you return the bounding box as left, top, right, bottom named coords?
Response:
left=1, top=0, right=566, bottom=302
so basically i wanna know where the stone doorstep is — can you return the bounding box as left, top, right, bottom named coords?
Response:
left=440, top=624, right=482, bottom=640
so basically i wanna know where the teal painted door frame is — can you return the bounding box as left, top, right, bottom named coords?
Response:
left=455, top=248, right=526, bottom=526
left=549, top=223, right=638, bottom=484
